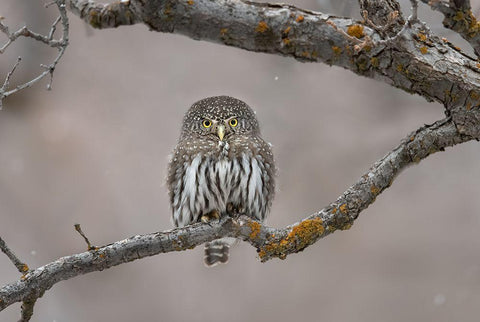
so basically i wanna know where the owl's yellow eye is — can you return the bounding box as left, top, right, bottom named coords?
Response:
left=229, top=118, right=238, bottom=127
left=202, top=120, right=212, bottom=128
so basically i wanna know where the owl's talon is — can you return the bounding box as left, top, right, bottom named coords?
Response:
left=201, top=210, right=220, bottom=223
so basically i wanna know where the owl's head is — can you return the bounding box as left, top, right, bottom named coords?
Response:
left=181, top=96, right=260, bottom=141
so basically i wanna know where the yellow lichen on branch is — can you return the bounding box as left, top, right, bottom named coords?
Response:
left=332, top=46, right=342, bottom=55
left=454, top=9, right=480, bottom=38
left=248, top=221, right=261, bottom=240
left=347, top=25, right=365, bottom=38
left=258, top=218, right=325, bottom=260
left=255, top=21, right=269, bottom=33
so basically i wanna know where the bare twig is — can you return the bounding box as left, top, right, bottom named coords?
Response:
left=362, top=10, right=400, bottom=33
left=0, top=0, right=69, bottom=109
left=0, top=237, right=29, bottom=274
left=74, top=224, right=96, bottom=251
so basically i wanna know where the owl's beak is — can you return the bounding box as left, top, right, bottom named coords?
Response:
left=217, top=125, right=225, bottom=141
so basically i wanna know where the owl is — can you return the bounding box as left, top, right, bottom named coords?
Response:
left=167, top=96, right=276, bottom=266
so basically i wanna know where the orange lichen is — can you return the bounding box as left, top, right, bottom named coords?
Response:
left=347, top=25, right=365, bottom=38
left=187, top=0, right=194, bottom=5
left=339, top=204, right=348, bottom=214
left=258, top=218, right=325, bottom=260
left=301, top=51, right=310, bottom=58
left=332, top=207, right=337, bottom=214
left=284, top=26, right=291, bottom=34
left=288, top=218, right=324, bottom=241
left=164, top=5, right=172, bottom=15
left=370, top=185, right=379, bottom=196
left=332, top=46, right=342, bottom=55
left=341, top=223, right=352, bottom=230
left=420, top=46, right=428, bottom=54
left=417, top=32, right=427, bottom=42
left=248, top=221, right=262, bottom=240
left=469, top=91, right=480, bottom=100
left=220, top=28, right=228, bottom=36
left=453, top=9, right=480, bottom=37
left=476, top=63, right=480, bottom=69
left=283, top=38, right=291, bottom=45
left=466, top=102, right=472, bottom=110
left=370, top=57, right=379, bottom=67
left=296, top=15, right=304, bottom=22
left=256, top=21, right=269, bottom=33
left=21, top=264, right=29, bottom=272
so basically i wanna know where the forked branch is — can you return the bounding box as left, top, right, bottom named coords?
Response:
left=0, top=0, right=69, bottom=108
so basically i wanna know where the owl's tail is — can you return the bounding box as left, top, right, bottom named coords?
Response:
left=204, top=237, right=236, bottom=267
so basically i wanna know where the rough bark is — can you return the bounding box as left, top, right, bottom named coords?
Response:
left=420, top=0, right=480, bottom=57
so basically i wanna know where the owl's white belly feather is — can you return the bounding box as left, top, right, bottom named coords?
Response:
left=172, top=153, right=266, bottom=227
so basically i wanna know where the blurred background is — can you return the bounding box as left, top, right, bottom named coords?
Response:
left=1, top=0, right=480, bottom=321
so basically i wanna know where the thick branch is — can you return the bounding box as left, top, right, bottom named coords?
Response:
left=66, top=0, right=480, bottom=138
left=0, top=118, right=473, bottom=312
left=420, top=0, right=480, bottom=57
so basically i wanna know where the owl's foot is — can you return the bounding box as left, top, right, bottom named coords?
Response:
left=201, top=210, right=221, bottom=223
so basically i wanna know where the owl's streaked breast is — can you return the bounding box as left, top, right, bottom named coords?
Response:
left=171, top=149, right=269, bottom=227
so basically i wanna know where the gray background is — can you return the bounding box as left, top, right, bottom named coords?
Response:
left=1, top=0, right=479, bottom=321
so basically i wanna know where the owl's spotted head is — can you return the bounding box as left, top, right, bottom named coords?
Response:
left=181, top=96, right=260, bottom=141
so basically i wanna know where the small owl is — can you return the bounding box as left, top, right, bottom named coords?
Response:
left=167, top=96, right=276, bottom=266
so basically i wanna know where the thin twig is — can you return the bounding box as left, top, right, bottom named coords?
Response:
left=326, top=20, right=374, bottom=53
left=74, top=224, right=96, bottom=251
left=0, top=0, right=69, bottom=108
left=0, top=237, right=29, bottom=274
left=361, top=10, right=400, bottom=33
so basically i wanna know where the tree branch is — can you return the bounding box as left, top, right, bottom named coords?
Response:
left=420, top=0, right=480, bottom=57
left=65, top=0, right=480, bottom=138
left=0, top=0, right=69, bottom=109
left=0, top=117, right=474, bottom=312
left=0, top=237, right=34, bottom=321
left=0, top=237, right=29, bottom=274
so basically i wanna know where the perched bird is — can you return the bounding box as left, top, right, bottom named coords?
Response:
left=167, top=96, right=276, bottom=266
